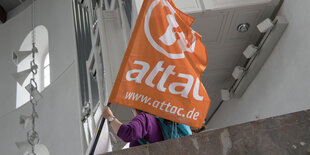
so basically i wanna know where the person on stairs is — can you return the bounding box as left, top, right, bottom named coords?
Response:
left=102, top=106, right=164, bottom=147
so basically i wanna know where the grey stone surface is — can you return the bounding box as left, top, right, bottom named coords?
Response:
left=104, top=109, right=310, bottom=155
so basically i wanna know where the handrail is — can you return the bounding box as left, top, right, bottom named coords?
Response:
left=89, top=103, right=111, bottom=155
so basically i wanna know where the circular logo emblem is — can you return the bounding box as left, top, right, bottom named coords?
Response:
left=144, top=0, right=197, bottom=59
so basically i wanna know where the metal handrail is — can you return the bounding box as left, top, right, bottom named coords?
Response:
left=89, top=103, right=111, bottom=155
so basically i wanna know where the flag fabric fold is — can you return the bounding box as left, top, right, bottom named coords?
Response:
left=109, top=0, right=210, bottom=128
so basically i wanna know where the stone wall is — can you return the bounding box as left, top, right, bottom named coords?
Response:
left=105, top=109, right=310, bottom=155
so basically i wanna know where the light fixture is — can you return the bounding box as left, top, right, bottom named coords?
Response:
left=12, top=64, right=38, bottom=86
left=232, top=66, right=245, bottom=80
left=221, top=89, right=231, bottom=101
left=19, top=115, right=33, bottom=129
left=237, top=23, right=250, bottom=33
left=232, top=16, right=288, bottom=98
left=12, top=46, right=38, bottom=65
left=13, top=0, right=49, bottom=154
left=257, top=18, right=274, bottom=33
left=25, top=82, right=42, bottom=101
left=243, top=44, right=258, bottom=59
left=16, top=141, right=50, bottom=155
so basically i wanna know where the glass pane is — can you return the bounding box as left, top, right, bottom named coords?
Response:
left=44, top=53, right=50, bottom=67
left=44, top=66, right=50, bottom=87
left=83, top=121, right=90, bottom=145
left=90, top=72, right=99, bottom=109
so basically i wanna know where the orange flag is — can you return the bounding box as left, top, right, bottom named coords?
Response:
left=109, top=0, right=210, bottom=128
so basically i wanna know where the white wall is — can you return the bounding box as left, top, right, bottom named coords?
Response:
left=0, top=63, right=83, bottom=155
left=208, top=0, right=310, bottom=129
left=0, top=0, right=83, bottom=154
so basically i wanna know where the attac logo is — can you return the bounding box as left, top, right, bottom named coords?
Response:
left=144, top=0, right=197, bottom=59
left=109, top=0, right=211, bottom=128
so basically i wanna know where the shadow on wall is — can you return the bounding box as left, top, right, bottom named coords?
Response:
left=16, top=25, right=49, bottom=109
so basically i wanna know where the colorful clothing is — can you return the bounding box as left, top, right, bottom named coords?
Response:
left=117, top=113, right=163, bottom=147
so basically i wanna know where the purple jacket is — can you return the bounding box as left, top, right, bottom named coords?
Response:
left=117, top=113, right=163, bottom=147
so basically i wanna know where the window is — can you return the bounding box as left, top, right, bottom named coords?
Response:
left=123, top=0, right=132, bottom=28
left=43, top=53, right=50, bottom=87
